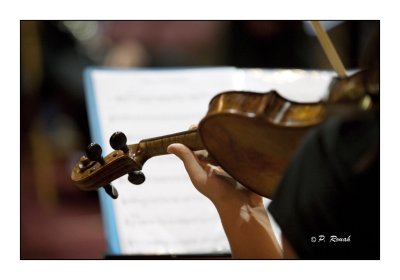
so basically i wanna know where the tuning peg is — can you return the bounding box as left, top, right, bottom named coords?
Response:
left=128, top=171, right=146, bottom=185
left=86, top=143, right=104, bottom=164
left=103, top=184, right=118, bottom=199
left=110, top=131, right=129, bottom=153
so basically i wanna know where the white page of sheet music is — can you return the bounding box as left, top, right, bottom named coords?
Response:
left=243, top=69, right=334, bottom=102
left=90, top=67, right=334, bottom=255
left=92, top=68, right=243, bottom=254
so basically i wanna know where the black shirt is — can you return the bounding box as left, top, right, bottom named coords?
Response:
left=268, top=109, right=379, bottom=259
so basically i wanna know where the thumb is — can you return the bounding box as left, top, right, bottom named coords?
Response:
left=167, top=143, right=206, bottom=184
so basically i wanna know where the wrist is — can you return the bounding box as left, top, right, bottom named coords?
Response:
left=213, top=196, right=266, bottom=220
left=211, top=192, right=264, bottom=212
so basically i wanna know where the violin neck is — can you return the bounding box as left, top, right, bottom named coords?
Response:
left=138, top=129, right=203, bottom=161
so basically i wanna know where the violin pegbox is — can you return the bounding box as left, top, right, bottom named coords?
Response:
left=109, top=132, right=146, bottom=186
left=71, top=131, right=146, bottom=199
left=79, top=141, right=119, bottom=199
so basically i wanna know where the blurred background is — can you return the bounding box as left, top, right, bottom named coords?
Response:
left=20, top=20, right=379, bottom=259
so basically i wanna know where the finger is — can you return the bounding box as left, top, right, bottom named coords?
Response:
left=194, top=150, right=208, bottom=159
left=167, top=143, right=207, bottom=184
left=194, top=150, right=219, bottom=166
left=189, top=124, right=198, bottom=130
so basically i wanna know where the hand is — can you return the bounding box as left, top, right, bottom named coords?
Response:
left=167, top=143, right=263, bottom=209
left=168, top=129, right=282, bottom=259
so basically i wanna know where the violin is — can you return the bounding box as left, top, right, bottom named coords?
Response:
left=71, top=67, right=379, bottom=199
left=71, top=89, right=323, bottom=199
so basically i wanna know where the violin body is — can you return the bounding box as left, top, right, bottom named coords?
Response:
left=71, top=90, right=325, bottom=199
left=199, top=91, right=325, bottom=197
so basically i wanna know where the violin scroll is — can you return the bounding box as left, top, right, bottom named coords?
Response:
left=71, top=131, right=146, bottom=199
left=71, top=129, right=204, bottom=199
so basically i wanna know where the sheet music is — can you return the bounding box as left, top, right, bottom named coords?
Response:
left=91, top=68, right=242, bottom=254
left=243, top=69, right=334, bottom=102
left=88, top=67, right=334, bottom=255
